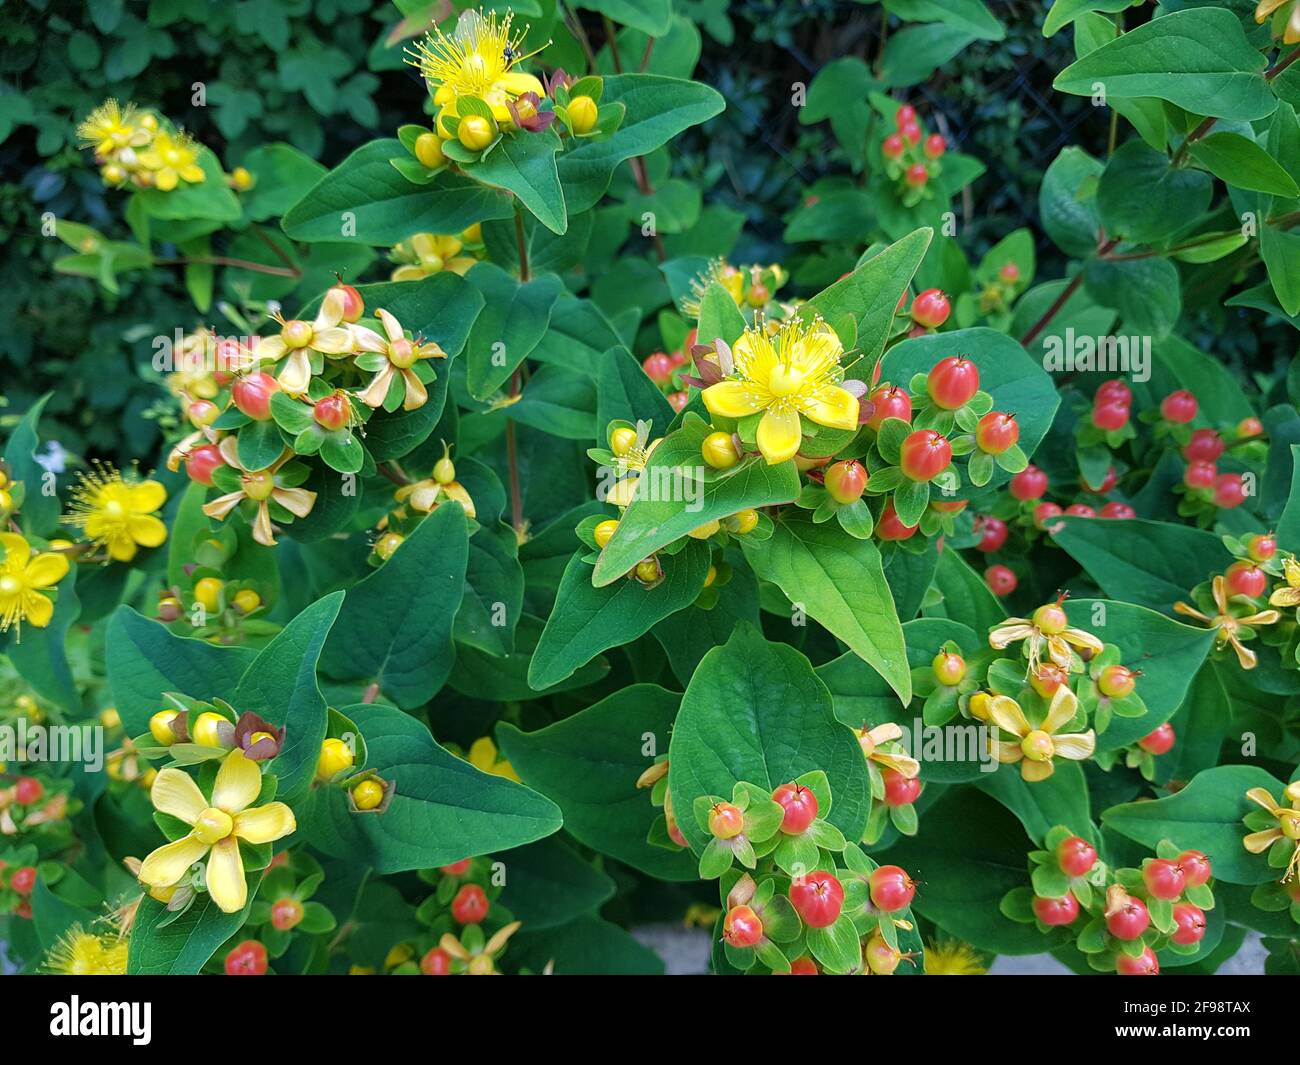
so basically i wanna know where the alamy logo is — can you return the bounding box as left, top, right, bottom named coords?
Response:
left=1041, top=329, right=1151, bottom=382
left=49, top=997, right=152, bottom=1045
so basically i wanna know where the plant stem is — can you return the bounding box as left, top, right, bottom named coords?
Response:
left=514, top=206, right=530, bottom=282
left=361, top=682, right=380, bottom=704
left=639, top=36, right=655, bottom=72
left=1019, top=237, right=1120, bottom=347
left=158, top=255, right=301, bottom=278
left=506, top=205, right=529, bottom=538
left=603, top=15, right=622, bottom=72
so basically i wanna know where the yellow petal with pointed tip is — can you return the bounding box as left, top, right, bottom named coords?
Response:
left=1042, top=686, right=1080, bottom=735
left=151, top=768, right=207, bottom=824
left=24, top=552, right=69, bottom=589
left=139, top=834, right=209, bottom=888
left=205, top=837, right=247, bottom=913
left=1052, top=731, right=1096, bottom=760
left=988, top=695, right=1030, bottom=738
left=794, top=384, right=859, bottom=431
left=233, top=801, right=297, bottom=845
left=702, top=381, right=769, bottom=419
left=756, top=407, right=802, bottom=465
left=212, top=749, right=261, bottom=815
left=1021, top=758, right=1055, bottom=782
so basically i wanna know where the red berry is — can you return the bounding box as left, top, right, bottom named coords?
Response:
left=14, top=777, right=43, bottom=805
left=1032, top=892, right=1079, bottom=926
left=451, top=883, right=489, bottom=924
left=923, top=133, right=946, bottom=159
left=985, top=564, right=1017, bottom=597
left=1237, top=416, right=1264, bottom=439
left=975, top=411, right=1019, bottom=454
left=926, top=355, right=978, bottom=407
left=1160, top=390, right=1198, bottom=424
left=1065, top=503, right=1096, bottom=519
left=975, top=516, right=1008, bottom=553
left=900, top=429, right=952, bottom=481
left=224, top=940, right=268, bottom=975
left=1010, top=465, right=1048, bottom=501
left=905, top=162, right=928, bottom=187
left=789, top=871, right=845, bottom=929
left=1106, top=897, right=1151, bottom=940
left=1096, top=379, right=1132, bottom=406
left=1142, top=858, right=1187, bottom=901
left=1034, top=501, right=1064, bottom=533
left=1139, top=723, right=1175, bottom=756
left=1083, top=465, right=1119, bottom=494
left=1171, top=902, right=1206, bottom=946
left=869, top=865, right=916, bottom=912
left=1099, top=501, right=1136, bottom=519
left=188, top=399, right=219, bottom=428
left=1177, top=850, right=1212, bottom=888
left=667, top=391, right=688, bottom=412
left=1057, top=836, right=1097, bottom=878
left=440, top=859, right=472, bottom=876
left=329, top=281, right=365, bottom=323
left=1116, top=946, right=1160, bottom=975
left=1098, top=664, right=1138, bottom=699
left=1030, top=663, right=1069, bottom=699
left=1184, top=461, right=1217, bottom=490
left=900, top=122, right=922, bottom=147
left=772, top=783, right=819, bottom=835
left=708, top=801, right=745, bottom=840
left=723, top=904, right=764, bottom=947
left=895, top=104, right=917, bottom=128
left=930, top=499, right=967, bottom=514
left=785, top=956, right=819, bottom=975
left=876, top=501, right=918, bottom=541
left=313, top=392, right=351, bottom=431
left=1183, top=428, right=1224, bottom=463
left=824, top=460, right=867, bottom=505
left=1246, top=534, right=1277, bottom=562
left=882, top=768, right=922, bottom=807
left=1225, top=560, right=1267, bottom=599
left=420, top=947, right=453, bottom=974
left=865, top=935, right=903, bottom=974
left=10, top=866, right=36, bottom=895
left=999, top=262, right=1021, bottom=284
left=882, top=133, right=905, bottom=160
left=912, top=292, right=952, bottom=333
left=270, top=897, right=304, bottom=931
left=231, top=372, right=279, bottom=421
left=866, top=385, right=913, bottom=430
left=642, top=352, right=673, bottom=384
left=1213, top=473, right=1246, bottom=509
left=1092, top=400, right=1130, bottom=432
left=186, top=443, right=225, bottom=486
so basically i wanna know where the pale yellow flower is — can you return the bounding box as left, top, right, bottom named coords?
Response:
left=255, top=289, right=354, bottom=395
left=986, top=686, right=1095, bottom=782
left=1176, top=575, right=1280, bottom=669
left=200, top=440, right=316, bottom=547
left=352, top=308, right=446, bottom=411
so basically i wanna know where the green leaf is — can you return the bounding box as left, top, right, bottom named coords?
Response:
left=592, top=413, right=800, bottom=586
left=497, top=684, right=696, bottom=880
left=467, top=131, right=567, bottom=234
left=282, top=139, right=514, bottom=244
left=3, top=394, right=61, bottom=537
left=978, top=761, right=1095, bottom=846
left=235, top=591, right=343, bottom=804
left=576, top=0, right=672, bottom=35
left=320, top=503, right=470, bottom=708
left=136, top=147, right=241, bottom=222
left=1039, top=146, right=1102, bottom=258
left=1083, top=254, right=1182, bottom=338
left=457, top=523, right=523, bottom=656
left=884, top=0, right=1004, bottom=41
left=106, top=607, right=257, bottom=736
left=299, top=703, right=561, bottom=872
left=803, top=228, right=932, bottom=370
left=1189, top=132, right=1300, bottom=197
left=530, top=541, right=711, bottom=689
left=495, top=837, right=617, bottom=930
left=128, top=887, right=262, bottom=974
left=597, top=345, right=676, bottom=431
left=1044, top=0, right=1134, bottom=38
left=667, top=625, right=872, bottom=851
left=927, top=546, right=1005, bottom=635
left=463, top=265, right=564, bottom=400
left=1053, top=516, right=1232, bottom=612
left=740, top=513, right=911, bottom=703
left=1053, top=8, right=1276, bottom=122
left=557, top=75, right=725, bottom=213
left=1103, top=765, right=1286, bottom=884
left=509, top=914, right=664, bottom=974
left=4, top=576, right=79, bottom=711
left=696, top=281, right=747, bottom=347
left=1098, top=140, right=1213, bottom=244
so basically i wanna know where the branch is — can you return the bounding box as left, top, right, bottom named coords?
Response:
left=1019, top=237, right=1120, bottom=347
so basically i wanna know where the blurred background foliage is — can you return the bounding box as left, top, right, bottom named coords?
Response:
left=10, top=0, right=1256, bottom=468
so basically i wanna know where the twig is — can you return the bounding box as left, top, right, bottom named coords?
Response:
left=1020, top=237, right=1120, bottom=346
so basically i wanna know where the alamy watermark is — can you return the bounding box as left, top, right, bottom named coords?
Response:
left=1041, top=329, right=1150, bottom=382
left=0, top=719, right=104, bottom=772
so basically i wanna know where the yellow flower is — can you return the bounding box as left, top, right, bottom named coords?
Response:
left=701, top=316, right=859, bottom=465
left=1269, top=557, right=1300, bottom=610
left=137, top=130, right=206, bottom=191
left=0, top=533, right=70, bottom=633
left=137, top=749, right=295, bottom=914
left=855, top=722, right=920, bottom=778
left=1176, top=575, right=1281, bottom=669
left=45, top=926, right=129, bottom=975
left=1258, top=0, right=1300, bottom=44
left=1243, top=785, right=1300, bottom=879
left=352, top=308, right=447, bottom=411
left=391, top=233, right=479, bottom=281
left=393, top=446, right=477, bottom=518
left=988, top=598, right=1103, bottom=673
left=438, top=921, right=521, bottom=975
left=201, top=440, right=317, bottom=548
left=683, top=902, right=721, bottom=929
left=255, top=289, right=355, bottom=394
left=986, top=686, right=1095, bottom=782
left=77, top=98, right=151, bottom=158
left=466, top=736, right=519, bottom=782
left=407, top=9, right=545, bottom=124
left=923, top=939, right=986, bottom=975
left=64, top=464, right=168, bottom=563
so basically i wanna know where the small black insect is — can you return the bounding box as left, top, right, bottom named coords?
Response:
left=502, top=46, right=518, bottom=61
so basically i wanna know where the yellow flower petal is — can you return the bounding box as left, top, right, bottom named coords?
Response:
left=755, top=407, right=802, bottom=465
left=24, top=552, right=69, bottom=589
left=151, top=768, right=206, bottom=824
left=1052, top=731, right=1096, bottom=760
left=794, top=384, right=859, bottom=431
left=1041, top=686, right=1080, bottom=735
left=1268, top=587, right=1300, bottom=607
left=139, top=834, right=209, bottom=888
left=312, top=326, right=354, bottom=356
left=256, top=335, right=288, bottom=362
left=992, top=740, right=1023, bottom=764
left=0, top=534, right=32, bottom=569
left=127, top=514, right=168, bottom=550
left=129, top=480, right=167, bottom=512
left=24, top=592, right=54, bottom=628
left=1243, top=828, right=1283, bottom=854
left=205, top=837, right=247, bottom=913
left=211, top=749, right=262, bottom=815
left=988, top=695, right=1030, bottom=738
left=401, top=368, right=429, bottom=410
left=1021, top=759, right=1055, bottom=782
left=1246, top=787, right=1282, bottom=816
left=702, top=381, right=770, bottom=419
left=271, top=486, right=317, bottom=519
left=278, top=349, right=313, bottom=394
left=232, top=801, right=297, bottom=845
left=499, top=71, right=544, bottom=96
left=988, top=622, right=1034, bottom=650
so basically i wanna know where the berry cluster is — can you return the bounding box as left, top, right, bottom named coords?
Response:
left=880, top=103, right=946, bottom=206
